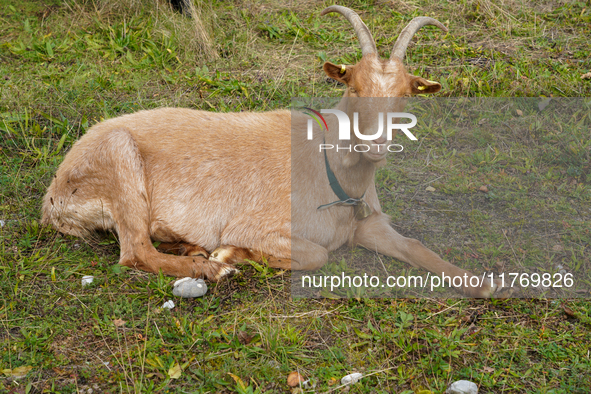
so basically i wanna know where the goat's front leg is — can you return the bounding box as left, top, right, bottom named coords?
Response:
left=353, top=212, right=503, bottom=297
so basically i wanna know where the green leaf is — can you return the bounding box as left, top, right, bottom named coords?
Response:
left=353, top=327, right=373, bottom=339
left=2, top=366, right=33, bottom=378
left=168, top=362, right=182, bottom=379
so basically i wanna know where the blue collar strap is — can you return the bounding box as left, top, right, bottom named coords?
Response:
left=317, top=146, right=372, bottom=220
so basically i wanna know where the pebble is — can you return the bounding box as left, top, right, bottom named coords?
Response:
left=81, top=275, right=94, bottom=287
left=446, top=380, right=478, bottom=394
left=341, top=372, right=363, bottom=385
left=162, top=300, right=175, bottom=309
left=172, top=277, right=208, bottom=298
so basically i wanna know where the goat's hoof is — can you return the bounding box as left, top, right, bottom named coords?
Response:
left=209, top=245, right=254, bottom=265
left=183, top=245, right=209, bottom=258
left=197, top=259, right=238, bottom=282
left=461, top=278, right=495, bottom=298
left=492, top=282, right=517, bottom=299
left=213, top=264, right=239, bottom=281
left=464, top=278, right=517, bottom=298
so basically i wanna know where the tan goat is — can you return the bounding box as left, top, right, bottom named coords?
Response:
left=42, top=6, right=504, bottom=297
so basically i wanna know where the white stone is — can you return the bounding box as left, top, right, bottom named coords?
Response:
left=341, top=372, right=363, bottom=385
left=81, top=275, right=94, bottom=286
left=162, top=300, right=175, bottom=309
left=446, top=380, right=478, bottom=394
left=172, top=278, right=208, bottom=298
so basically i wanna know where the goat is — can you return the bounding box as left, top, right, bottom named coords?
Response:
left=42, top=5, right=504, bottom=297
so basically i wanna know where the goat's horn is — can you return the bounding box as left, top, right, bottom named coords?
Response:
left=321, top=5, right=377, bottom=57
left=390, top=17, right=448, bottom=61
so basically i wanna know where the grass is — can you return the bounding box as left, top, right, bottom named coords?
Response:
left=1, top=0, right=590, bottom=392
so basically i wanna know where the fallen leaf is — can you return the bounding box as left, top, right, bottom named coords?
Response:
left=168, top=362, right=182, bottom=379
left=287, top=371, right=305, bottom=387
left=478, top=118, right=487, bottom=125
left=563, top=303, right=577, bottom=319
left=425, top=186, right=436, bottom=192
left=581, top=72, right=591, bottom=80
left=228, top=373, right=248, bottom=391
left=2, top=366, right=33, bottom=378
left=237, top=331, right=253, bottom=345
left=113, top=318, right=126, bottom=327
left=52, top=367, right=68, bottom=376
left=479, top=185, right=488, bottom=193
left=327, top=377, right=338, bottom=386
left=482, top=366, right=495, bottom=373
left=552, top=245, right=563, bottom=252
left=516, top=109, right=523, bottom=116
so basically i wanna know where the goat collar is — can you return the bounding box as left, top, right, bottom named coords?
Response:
left=317, top=147, right=372, bottom=220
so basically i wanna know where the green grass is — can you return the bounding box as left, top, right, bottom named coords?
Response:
left=1, top=0, right=590, bottom=392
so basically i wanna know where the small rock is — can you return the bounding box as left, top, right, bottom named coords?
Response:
left=81, top=275, right=94, bottom=287
left=162, top=300, right=175, bottom=309
left=172, top=277, right=208, bottom=298
left=516, top=109, right=523, bottom=116
left=478, top=185, right=488, bottom=193
left=426, top=186, right=436, bottom=192
left=0, top=220, right=5, bottom=227
left=341, top=372, right=363, bottom=385
left=446, top=380, right=478, bottom=394
left=581, top=72, right=591, bottom=80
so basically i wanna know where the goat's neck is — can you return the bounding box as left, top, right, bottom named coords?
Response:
left=324, top=99, right=376, bottom=200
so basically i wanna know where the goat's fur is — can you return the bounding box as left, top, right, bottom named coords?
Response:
left=42, top=6, right=506, bottom=297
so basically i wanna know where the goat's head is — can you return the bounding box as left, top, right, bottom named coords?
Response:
left=321, top=6, right=447, bottom=162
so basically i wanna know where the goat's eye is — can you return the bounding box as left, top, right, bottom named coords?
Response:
left=349, top=87, right=357, bottom=94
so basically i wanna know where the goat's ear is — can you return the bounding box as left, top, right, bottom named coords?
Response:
left=409, top=76, right=442, bottom=95
left=323, top=62, right=353, bottom=85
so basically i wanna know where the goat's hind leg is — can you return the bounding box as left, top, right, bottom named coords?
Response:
left=52, top=128, right=236, bottom=281
left=208, top=245, right=292, bottom=270
left=208, top=236, right=327, bottom=271
left=157, top=242, right=209, bottom=258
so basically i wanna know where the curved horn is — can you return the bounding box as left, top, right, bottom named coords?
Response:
left=321, top=5, right=377, bottom=57
left=390, top=17, right=448, bottom=61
